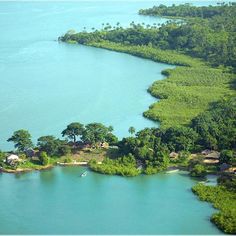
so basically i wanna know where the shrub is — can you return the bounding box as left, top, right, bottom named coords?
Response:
left=190, top=164, right=207, bottom=177
left=39, top=151, right=49, bottom=166
left=63, top=157, right=72, bottom=163
left=219, top=150, right=235, bottom=165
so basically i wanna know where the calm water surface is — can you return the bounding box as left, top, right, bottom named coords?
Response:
left=0, top=168, right=222, bottom=234
left=0, top=0, right=220, bottom=150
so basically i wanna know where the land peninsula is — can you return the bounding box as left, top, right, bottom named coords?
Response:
left=1, top=3, right=236, bottom=234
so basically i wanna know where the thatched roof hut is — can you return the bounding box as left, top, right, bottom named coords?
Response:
left=169, top=152, right=178, bottom=159
left=203, top=151, right=220, bottom=164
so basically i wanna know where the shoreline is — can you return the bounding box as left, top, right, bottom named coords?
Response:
left=0, top=161, right=104, bottom=174
left=65, top=40, right=234, bottom=128
left=0, top=164, right=54, bottom=174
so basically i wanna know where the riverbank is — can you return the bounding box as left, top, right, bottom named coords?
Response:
left=59, top=39, right=235, bottom=128
left=0, top=164, right=54, bottom=173
left=90, top=41, right=234, bottom=127
left=59, top=3, right=235, bottom=128
left=0, top=147, right=110, bottom=174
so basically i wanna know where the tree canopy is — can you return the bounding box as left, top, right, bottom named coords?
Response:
left=37, top=135, right=65, bottom=156
left=61, top=122, right=84, bottom=144
left=7, top=130, right=33, bottom=152
left=81, top=122, right=115, bottom=147
left=60, top=3, right=236, bottom=69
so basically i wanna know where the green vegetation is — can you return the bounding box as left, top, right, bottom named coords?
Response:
left=61, top=122, right=84, bottom=145
left=219, top=150, right=235, bottom=165
left=81, top=123, right=117, bottom=147
left=89, top=154, right=140, bottom=177
left=146, top=67, right=234, bottom=127
left=138, top=3, right=236, bottom=69
left=128, top=126, right=136, bottom=136
left=37, top=135, right=69, bottom=156
left=139, top=3, right=235, bottom=19
left=192, top=175, right=236, bottom=234
left=59, top=3, right=235, bottom=127
left=39, top=151, right=49, bottom=166
left=190, top=164, right=206, bottom=177
left=1, top=122, right=118, bottom=172
left=69, top=98, right=234, bottom=176
left=7, top=130, right=33, bottom=152
left=191, top=98, right=236, bottom=150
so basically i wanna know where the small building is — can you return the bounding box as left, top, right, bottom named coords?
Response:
left=6, top=154, right=20, bottom=165
left=101, top=142, right=109, bottom=149
left=169, top=152, right=178, bottom=159
left=228, top=167, right=236, bottom=174
left=203, top=151, right=220, bottom=164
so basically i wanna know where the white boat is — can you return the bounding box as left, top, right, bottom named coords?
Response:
left=80, top=171, right=87, bottom=177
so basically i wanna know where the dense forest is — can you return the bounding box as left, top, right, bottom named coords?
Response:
left=139, top=2, right=235, bottom=18
left=85, top=98, right=236, bottom=178
left=60, top=3, right=236, bottom=69
left=138, top=3, right=236, bottom=69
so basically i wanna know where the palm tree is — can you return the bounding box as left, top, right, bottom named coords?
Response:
left=128, top=127, right=136, bottom=136
left=108, top=126, right=114, bottom=132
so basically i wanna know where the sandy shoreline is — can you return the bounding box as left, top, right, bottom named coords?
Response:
left=0, top=161, right=103, bottom=174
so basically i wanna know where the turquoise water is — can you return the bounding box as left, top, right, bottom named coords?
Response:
left=0, top=1, right=221, bottom=150
left=0, top=168, right=222, bottom=234
left=0, top=1, right=170, bottom=151
left=0, top=1, right=224, bottom=234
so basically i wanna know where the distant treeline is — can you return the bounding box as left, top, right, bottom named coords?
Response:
left=60, top=3, right=236, bottom=69
left=139, top=2, right=235, bottom=18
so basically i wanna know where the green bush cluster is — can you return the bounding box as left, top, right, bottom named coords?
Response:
left=190, top=164, right=207, bottom=177
left=89, top=154, right=140, bottom=176
left=39, top=151, right=49, bottom=166
left=192, top=183, right=236, bottom=234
